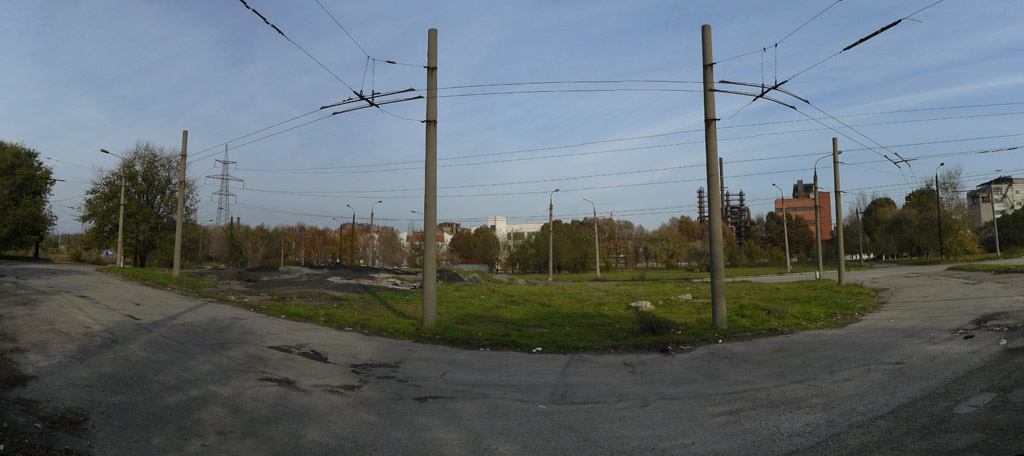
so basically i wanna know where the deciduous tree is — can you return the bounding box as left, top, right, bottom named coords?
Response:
left=0, top=141, right=56, bottom=255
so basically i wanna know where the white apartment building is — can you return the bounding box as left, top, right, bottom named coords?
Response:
left=483, top=216, right=545, bottom=243
left=967, top=176, right=1023, bottom=227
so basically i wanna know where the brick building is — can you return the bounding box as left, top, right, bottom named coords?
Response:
left=774, top=180, right=832, bottom=240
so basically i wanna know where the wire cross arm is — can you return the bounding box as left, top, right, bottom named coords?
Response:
left=331, top=95, right=423, bottom=116
left=320, top=87, right=417, bottom=110
left=718, top=80, right=808, bottom=104
left=710, top=88, right=796, bottom=110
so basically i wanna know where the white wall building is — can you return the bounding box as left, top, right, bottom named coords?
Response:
left=967, top=176, right=1023, bottom=227
left=481, top=216, right=545, bottom=243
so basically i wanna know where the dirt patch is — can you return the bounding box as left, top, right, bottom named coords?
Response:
left=192, top=265, right=424, bottom=296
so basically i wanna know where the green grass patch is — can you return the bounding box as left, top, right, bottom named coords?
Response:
left=106, top=267, right=880, bottom=353
left=947, top=263, right=1024, bottom=274
left=885, top=252, right=1024, bottom=266
left=518, top=262, right=872, bottom=282
left=102, top=266, right=219, bottom=295
left=253, top=280, right=879, bottom=352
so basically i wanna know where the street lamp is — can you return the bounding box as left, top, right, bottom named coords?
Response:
left=772, top=183, right=791, bottom=273
left=346, top=204, right=356, bottom=266
left=370, top=200, right=382, bottom=266
left=198, top=219, right=213, bottom=264
left=548, top=188, right=559, bottom=281
left=812, top=152, right=836, bottom=279
left=935, top=162, right=945, bottom=261
left=582, top=198, right=600, bottom=278
left=100, top=149, right=126, bottom=268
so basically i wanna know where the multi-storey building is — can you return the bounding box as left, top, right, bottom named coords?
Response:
left=967, top=176, right=1022, bottom=227
left=774, top=179, right=832, bottom=240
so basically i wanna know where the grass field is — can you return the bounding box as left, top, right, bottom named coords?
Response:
left=882, top=252, right=1023, bottom=266
left=516, top=262, right=873, bottom=282
left=107, top=266, right=880, bottom=353
left=947, top=263, right=1024, bottom=274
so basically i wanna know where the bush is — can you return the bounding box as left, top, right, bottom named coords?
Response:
left=631, top=308, right=677, bottom=335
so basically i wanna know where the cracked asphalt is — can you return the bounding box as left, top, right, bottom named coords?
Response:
left=1, top=258, right=1023, bottom=455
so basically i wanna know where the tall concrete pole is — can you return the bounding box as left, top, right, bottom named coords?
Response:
left=101, top=149, right=127, bottom=267
left=338, top=219, right=344, bottom=263
left=719, top=157, right=725, bottom=218
left=773, top=184, right=791, bottom=273
left=370, top=200, right=381, bottom=266
left=583, top=198, right=600, bottom=278
left=702, top=24, right=727, bottom=329
left=813, top=155, right=826, bottom=279
left=422, top=28, right=438, bottom=327
left=548, top=189, right=559, bottom=281
left=117, top=163, right=126, bottom=266
left=990, top=183, right=1001, bottom=256
left=832, top=138, right=845, bottom=285
left=172, top=130, right=187, bottom=277
left=935, top=163, right=945, bottom=261
left=856, top=207, right=865, bottom=266
left=351, top=210, right=356, bottom=265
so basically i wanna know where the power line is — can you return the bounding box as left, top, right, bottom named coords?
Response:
left=313, top=0, right=369, bottom=58
left=236, top=115, right=1024, bottom=176
left=188, top=108, right=322, bottom=163
left=234, top=144, right=1023, bottom=202
left=237, top=0, right=358, bottom=94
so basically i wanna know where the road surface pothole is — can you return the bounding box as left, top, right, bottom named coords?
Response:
left=266, top=345, right=329, bottom=363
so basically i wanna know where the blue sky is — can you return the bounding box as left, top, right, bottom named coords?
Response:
left=4, top=1, right=1023, bottom=235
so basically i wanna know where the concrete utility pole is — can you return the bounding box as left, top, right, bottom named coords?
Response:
left=719, top=157, right=725, bottom=217
left=701, top=24, right=727, bottom=329
left=832, top=138, right=845, bottom=285
left=100, top=149, right=126, bottom=268
left=370, top=200, right=382, bottom=266
left=990, top=181, right=1003, bottom=256
left=228, top=217, right=234, bottom=266
left=173, top=130, right=187, bottom=277
left=280, top=238, right=284, bottom=267
left=813, top=153, right=830, bottom=279
left=935, top=162, right=945, bottom=261
left=772, top=183, right=791, bottom=273
left=342, top=217, right=350, bottom=261
left=856, top=207, right=865, bottom=266
left=346, top=204, right=356, bottom=265
left=583, top=198, right=600, bottom=278
left=422, top=28, right=438, bottom=327
left=548, top=188, right=559, bottom=281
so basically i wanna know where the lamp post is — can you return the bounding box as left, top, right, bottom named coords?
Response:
left=772, top=184, right=791, bottom=273
left=100, top=149, right=126, bottom=268
left=198, top=219, right=212, bottom=264
left=582, top=198, right=600, bottom=278
left=988, top=171, right=1007, bottom=257
left=370, top=200, right=382, bottom=266
left=813, top=153, right=832, bottom=279
left=346, top=204, right=356, bottom=265
left=935, top=162, right=945, bottom=261
left=548, top=189, right=559, bottom=281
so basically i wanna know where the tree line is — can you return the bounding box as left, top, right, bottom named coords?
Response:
left=7, top=139, right=1023, bottom=269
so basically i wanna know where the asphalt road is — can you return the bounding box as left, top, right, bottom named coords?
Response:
left=1, top=259, right=1023, bottom=455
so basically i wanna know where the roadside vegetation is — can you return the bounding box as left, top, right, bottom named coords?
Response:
left=106, top=266, right=880, bottom=352
left=947, top=263, right=1024, bottom=274
left=883, top=251, right=1024, bottom=266
left=517, top=262, right=873, bottom=282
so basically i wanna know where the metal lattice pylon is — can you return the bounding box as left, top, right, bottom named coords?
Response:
left=206, top=146, right=243, bottom=226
